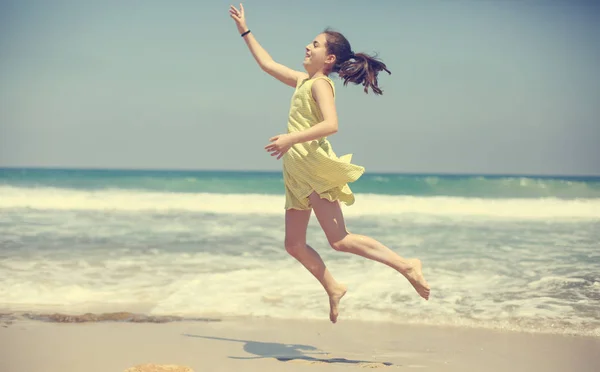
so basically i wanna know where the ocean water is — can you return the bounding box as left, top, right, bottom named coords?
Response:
left=1, top=168, right=599, bottom=336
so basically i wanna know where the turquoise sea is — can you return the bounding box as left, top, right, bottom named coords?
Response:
left=1, top=168, right=599, bottom=336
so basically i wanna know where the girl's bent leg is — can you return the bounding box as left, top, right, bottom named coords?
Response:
left=285, top=208, right=347, bottom=323
left=308, top=192, right=430, bottom=300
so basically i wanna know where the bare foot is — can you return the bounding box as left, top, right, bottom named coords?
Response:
left=404, top=259, right=430, bottom=300
left=328, top=284, right=347, bottom=323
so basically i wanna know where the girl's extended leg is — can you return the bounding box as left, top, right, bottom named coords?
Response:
left=284, top=208, right=348, bottom=323
left=308, top=192, right=430, bottom=300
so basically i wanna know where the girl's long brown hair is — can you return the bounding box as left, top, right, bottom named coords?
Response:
left=323, top=28, right=391, bottom=95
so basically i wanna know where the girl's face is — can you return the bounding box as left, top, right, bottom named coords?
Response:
left=303, top=33, right=336, bottom=73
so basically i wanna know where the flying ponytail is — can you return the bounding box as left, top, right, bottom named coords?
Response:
left=323, top=28, right=391, bottom=95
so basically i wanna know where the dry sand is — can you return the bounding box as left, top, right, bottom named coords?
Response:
left=1, top=315, right=598, bottom=372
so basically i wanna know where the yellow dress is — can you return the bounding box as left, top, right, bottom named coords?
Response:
left=282, top=76, right=365, bottom=210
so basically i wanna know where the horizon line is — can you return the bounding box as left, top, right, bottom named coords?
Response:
left=1, top=165, right=599, bottom=179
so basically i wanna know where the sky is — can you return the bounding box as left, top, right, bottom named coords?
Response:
left=0, top=0, right=599, bottom=176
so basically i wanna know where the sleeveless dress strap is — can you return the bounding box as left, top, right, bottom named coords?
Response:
left=309, top=76, right=335, bottom=99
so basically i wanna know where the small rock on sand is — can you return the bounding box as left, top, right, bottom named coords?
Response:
left=124, top=364, right=194, bottom=372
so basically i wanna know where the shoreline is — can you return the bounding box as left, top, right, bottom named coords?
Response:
left=1, top=309, right=598, bottom=339
left=2, top=314, right=599, bottom=372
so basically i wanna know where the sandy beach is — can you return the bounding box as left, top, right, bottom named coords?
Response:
left=1, top=314, right=598, bottom=372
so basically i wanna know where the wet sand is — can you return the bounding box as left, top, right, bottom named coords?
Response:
left=1, top=313, right=598, bottom=372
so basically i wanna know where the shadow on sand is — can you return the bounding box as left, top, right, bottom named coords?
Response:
left=183, top=334, right=394, bottom=367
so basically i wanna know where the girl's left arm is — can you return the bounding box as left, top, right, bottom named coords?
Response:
left=288, top=79, right=338, bottom=144
left=265, top=79, right=338, bottom=159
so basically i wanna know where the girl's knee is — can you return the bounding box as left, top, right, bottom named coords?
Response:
left=284, top=240, right=305, bottom=256
left=329, top=235, right=349, bottom=252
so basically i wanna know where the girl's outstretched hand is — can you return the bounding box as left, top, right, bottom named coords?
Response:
left=229, top=3, right=248, bottom=34
left=265, top=134, right=295, bottom=160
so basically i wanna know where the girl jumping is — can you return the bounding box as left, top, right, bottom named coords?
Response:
left=229, top=3, right=430, bottom=323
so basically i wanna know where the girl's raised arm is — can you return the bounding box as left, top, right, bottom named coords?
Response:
left=229, top=4, right=307, bottom=88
